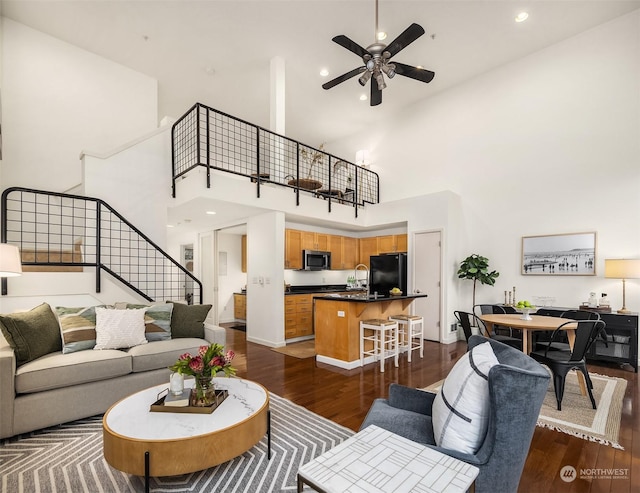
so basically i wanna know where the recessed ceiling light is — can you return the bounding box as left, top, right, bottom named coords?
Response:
left=515, top=12, right=529, bottom=23
left=360, top=94, right=368, bottom=101
left=377, top=31, right=387, bottom=41
left=167, top=224, right=175, bottom=228
left=206, top=211, right=217, bottom=215
left=320, top=68, right=329, bottom=77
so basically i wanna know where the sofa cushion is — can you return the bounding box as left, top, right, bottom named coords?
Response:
left=431, top=340, right=499, bottom=454
left=127, top=337, right=209, bottom=372
left=56, top=306, right=106, bottom=353
left=94, top=307, right=148, bottom=350
left=125, top=303, right=173, bottom=342
left=15, top=349, right=132, bottom=394
left=0, top=303, right=62, bottom=366
left=167, top=302, right=212, bottom=338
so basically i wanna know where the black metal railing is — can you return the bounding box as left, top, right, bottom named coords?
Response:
left=171, top=103, right=380, bottom=217
left=1, top=187, right=202, bottom=303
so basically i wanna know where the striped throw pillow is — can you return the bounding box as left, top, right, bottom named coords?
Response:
left=431, top=341, right=499, bottom=454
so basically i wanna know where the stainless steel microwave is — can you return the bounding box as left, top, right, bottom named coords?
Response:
left=302, top=250, right=331, bottom=271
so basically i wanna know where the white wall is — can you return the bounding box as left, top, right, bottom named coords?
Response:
left=332, top=11, right=640, bottom=321
left=245, top=211, right=285, bottom=347
left=0, top=18, right=157, bottom=192
left=82, top=126, right=172, bottom=248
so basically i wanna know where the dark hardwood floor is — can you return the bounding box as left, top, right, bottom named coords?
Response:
left=222, top=327, right=638, bottom=493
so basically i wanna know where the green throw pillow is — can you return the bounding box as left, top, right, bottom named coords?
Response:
left=0, top=303, right=62, bottom=366
left=126, top=303, right=173, bottom=342
left=167, top=302, right=212, bottom=338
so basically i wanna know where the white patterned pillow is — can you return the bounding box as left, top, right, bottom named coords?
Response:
left=94, top=307, right=148, bottom=350
left=431, top=341, right=499, bottom=454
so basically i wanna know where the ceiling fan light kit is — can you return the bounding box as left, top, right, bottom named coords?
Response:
left=322, top=0, right=435, bottom=106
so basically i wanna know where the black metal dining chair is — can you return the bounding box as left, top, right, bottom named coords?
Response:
left=454, top=310, right=475, bottom=345
left=529, top=319, right=605, bottom=411
left=534, top=309, right=601, bottom=352
left=473, top=304, right=522, bottom=350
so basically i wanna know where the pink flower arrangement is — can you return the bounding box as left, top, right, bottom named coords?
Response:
left=169, top=343, right=236, bottom=378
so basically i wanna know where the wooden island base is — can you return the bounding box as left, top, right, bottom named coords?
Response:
left=314, top=295, right=426, bottom=369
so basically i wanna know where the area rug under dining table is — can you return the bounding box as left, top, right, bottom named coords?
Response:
left=423, top=371, right=627, bottom=450
left=0, top=393, right=354, bottom=492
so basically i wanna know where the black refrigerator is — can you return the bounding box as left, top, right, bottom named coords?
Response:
left=369, top=253, right=407, bottom=296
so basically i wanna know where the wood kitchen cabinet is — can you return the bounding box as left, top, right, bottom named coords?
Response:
left=358, top=237, right=379, bottom=268
left=285, top=294, right=314, bottom=339
left=378, top=234, right=408, bottom=253
left=301, top=231, right=329, bottom=251
left=233, top=293, right=246, bottom=320
left=285, top=229, right=303, bottom=269
left=329, top=235, right=358, bottom=270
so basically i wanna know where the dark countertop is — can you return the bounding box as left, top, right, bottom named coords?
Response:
left=286, top=284, right=349, bottom=294
left=235, top=285, right=360, bottom=296
left=315, top=293, right=428, bottom=303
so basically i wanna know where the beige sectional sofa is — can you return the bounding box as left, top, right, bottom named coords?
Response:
left=0, top=301, right=226, bottom=439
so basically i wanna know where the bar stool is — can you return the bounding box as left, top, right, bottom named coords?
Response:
left=360, top=319, right=399, bottom=372
left=389, top=314, right=424, bottom=362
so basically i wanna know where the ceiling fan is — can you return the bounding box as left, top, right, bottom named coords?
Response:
left=322, top=0, right=435, bottom=106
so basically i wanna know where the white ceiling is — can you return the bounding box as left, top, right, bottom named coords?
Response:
left=3, top=1, right=639, bottom=233
left=3, top=0, right=639, bottom=149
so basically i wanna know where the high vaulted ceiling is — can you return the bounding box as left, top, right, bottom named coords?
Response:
left=3, top=0, right=639, bottom=150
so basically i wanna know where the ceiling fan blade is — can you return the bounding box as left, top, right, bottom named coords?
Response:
left=394, top=62, right=435, bottom=83
left=332, top=35, right=370, bottom=59
left=370, top=79, right=382, bottom=106
left=322, top=67, right=366, bottom=90
left=385, top=23, right=425, bottom=58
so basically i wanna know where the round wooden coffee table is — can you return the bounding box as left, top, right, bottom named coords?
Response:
left=103, top=377, right=269, bottom=481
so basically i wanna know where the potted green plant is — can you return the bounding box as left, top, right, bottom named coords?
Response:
left=457, top=254, right=499, bottom=311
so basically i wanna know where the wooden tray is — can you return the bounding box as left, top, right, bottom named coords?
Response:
left=579, top=304, right=612, bottom=313
left=150, top=388, right=229, bottom=414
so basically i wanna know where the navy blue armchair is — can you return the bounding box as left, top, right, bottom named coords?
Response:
left=360, top=335, right=550, bottom=493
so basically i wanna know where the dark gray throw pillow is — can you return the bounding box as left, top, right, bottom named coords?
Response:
left=167, top=302, right=212, bottom=339
left=0, top=303, right=62, bottom=366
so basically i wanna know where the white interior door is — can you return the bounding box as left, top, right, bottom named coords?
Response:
left=413, top=231, right=442, bottom=341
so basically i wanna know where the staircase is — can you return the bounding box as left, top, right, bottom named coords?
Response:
left=1, top=187, right=202, bottom=303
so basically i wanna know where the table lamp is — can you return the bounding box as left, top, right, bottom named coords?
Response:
left=0, top=244, right=22, bottom=277
left=604, top=259, right=640, bottom=314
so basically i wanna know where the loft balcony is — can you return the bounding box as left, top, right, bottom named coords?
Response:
left=171, top=103, right=380, bottom=218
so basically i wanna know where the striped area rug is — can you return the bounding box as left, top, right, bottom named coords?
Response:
left=0, top=393, right=354, bottom=492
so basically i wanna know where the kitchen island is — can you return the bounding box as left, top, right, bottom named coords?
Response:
left=313, top=293, right=428, bottom=369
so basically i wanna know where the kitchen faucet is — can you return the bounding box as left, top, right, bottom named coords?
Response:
left=354, top=264, right=370, bottom=297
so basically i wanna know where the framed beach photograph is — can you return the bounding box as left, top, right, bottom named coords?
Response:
left=522, top=232, right=596, bottom=276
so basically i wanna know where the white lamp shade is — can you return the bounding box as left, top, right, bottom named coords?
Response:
left=604, top=259, right=640, bottom=279
left=0, top=244, right=22, bottom=277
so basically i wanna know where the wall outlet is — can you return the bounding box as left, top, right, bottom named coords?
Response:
left=450, top=323, right=459, bottom=332
left=337, top=311, right=345, bottom=317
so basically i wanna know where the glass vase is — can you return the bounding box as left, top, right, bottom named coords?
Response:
left=192, top=375, right=216, bottom=407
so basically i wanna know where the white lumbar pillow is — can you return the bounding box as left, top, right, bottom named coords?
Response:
left=431, top=340, right=499, bottom=454
left=94, top=306, right=148, bottom=350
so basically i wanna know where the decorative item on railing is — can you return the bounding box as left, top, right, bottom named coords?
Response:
left=288, top=143, right=326, bottom=190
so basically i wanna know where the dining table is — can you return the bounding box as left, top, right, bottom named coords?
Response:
left=478, top=313, right=586, bottom=396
